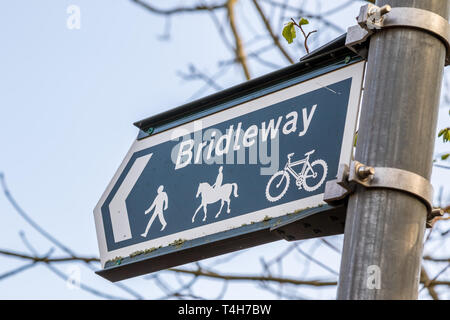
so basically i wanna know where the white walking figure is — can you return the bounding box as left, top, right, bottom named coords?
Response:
left=192, top=166, right=238, bottom=223
left=141, top=185, right=168, bottom=237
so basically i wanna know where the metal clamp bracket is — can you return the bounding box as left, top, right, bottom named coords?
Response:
left=346, top=4, right=450, bottom=65
left=323, top=161, right=443, bottom=228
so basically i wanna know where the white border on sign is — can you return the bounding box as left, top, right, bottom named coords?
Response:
left=94, top=61, right=365, bottom=267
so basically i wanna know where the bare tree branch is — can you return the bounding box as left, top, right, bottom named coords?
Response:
left=423, top=256, right=450, bottom=263
left=19, top=232, right=126, bottom=300
left=295, top=245, right=339, bottom=276
left=0, top=248, right=99, bottom=264
left=262, top=0, right=345, bottom=33
left=168, top=266, right=337, bottom=287
left=131, top=0, right=227, bottom=15
left=420, top=265, right=440, bottom=300
left=0, top=173, right=143, bottom=300
left=252, top=0, right=294, bottom=64
left=177, top=64, right=224, bottom=92
left=0, top=262, right=37, bottom=281
left=226, top=0, right=251, bottom=80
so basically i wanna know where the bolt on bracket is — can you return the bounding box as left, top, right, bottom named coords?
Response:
left=323, top=161, right=443, bottom=228
left=346, top=4, right=450, bottom=65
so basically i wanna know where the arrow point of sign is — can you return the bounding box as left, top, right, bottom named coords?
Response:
left=109, top=153, right=153, bottom=243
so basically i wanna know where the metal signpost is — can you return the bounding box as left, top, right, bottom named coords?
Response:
left=94, top=37, right=365, bottom=282
left=336, top=1, right=450, bottom=299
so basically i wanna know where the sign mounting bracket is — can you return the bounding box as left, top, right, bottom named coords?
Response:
left=323, top=161, right=444, bottom=228
left=346, top=3, right=450, bottom=65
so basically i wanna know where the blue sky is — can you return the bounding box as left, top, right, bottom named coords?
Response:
left=0, top=0, right=448, bottom=299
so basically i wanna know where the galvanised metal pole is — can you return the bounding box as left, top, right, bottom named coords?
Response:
left=337, top=0, right=449, bottom=299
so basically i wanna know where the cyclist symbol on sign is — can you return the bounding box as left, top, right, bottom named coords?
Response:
left=265, top=149, right=328, bottom=202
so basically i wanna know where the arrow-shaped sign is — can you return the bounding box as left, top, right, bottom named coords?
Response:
left=94, top=59, right=365, bottom=281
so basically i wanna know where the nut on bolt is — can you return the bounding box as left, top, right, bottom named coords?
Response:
left=355, top=163, right=375, bottom=181
left=430, top=208, right=444, bottom=218
left=427, top=208, right=444, bottom=228
left=377, top=5, right=392, bottom=16
left=358, top=3, right=392, bottom=30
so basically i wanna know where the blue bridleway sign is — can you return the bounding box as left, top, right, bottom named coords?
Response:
left=94, top=60, right=364, bottom=281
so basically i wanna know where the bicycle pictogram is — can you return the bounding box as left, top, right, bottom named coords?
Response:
left=265, top=150, right=328, bottom=202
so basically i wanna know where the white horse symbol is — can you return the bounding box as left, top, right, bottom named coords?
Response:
left=192, top=182, right=239, bottom=223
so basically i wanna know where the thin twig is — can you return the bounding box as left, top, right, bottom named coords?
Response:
left=130, top=0, right=226, bottom=15
left=263, top=0, right=344, bottom=33
left=290, top=18, right=317, bottom=54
